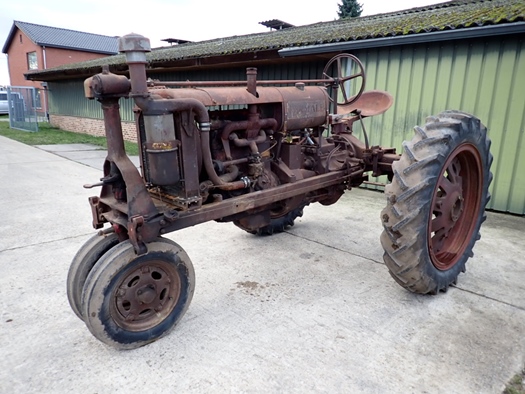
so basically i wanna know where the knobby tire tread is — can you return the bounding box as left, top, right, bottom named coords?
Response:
left=380, top=111, right=493, bottom=294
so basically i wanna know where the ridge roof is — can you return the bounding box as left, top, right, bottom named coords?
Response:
left=2, top=21, right=118, bottom=54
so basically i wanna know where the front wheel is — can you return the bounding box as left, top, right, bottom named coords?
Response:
left=81, top=238, right=195, bottom=349
left=380, top=111, right=493, bottom=294
left=67, top=232, right=120, bottom=320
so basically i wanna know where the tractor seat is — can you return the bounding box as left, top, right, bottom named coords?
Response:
left=337, top=90, right=394, bottom=118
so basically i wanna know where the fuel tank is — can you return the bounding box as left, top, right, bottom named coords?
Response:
left=149, top=84, right=329, bottom=131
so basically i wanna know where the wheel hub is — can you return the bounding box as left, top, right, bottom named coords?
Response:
left=136, top=285, right=157, bottom=304
left=112, top=261, right=181, bottom=331
left=449, top=192, right=464, bottom=223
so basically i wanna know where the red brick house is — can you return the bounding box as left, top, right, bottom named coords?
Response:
left=2, top=21, right=118, bottom=114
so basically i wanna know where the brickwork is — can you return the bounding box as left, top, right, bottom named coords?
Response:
left=43, top=47, right=108, bottom=69
left=50, top=115, right=138, bottom=142
left=6, top=28, right=110, bottom=89
left=5, top=29, right=43, bottom=88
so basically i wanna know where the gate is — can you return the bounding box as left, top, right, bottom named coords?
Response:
left=8, top=86, right=39, bottom=132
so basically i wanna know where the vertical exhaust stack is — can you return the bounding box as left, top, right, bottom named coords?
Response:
left=118, top=33, right=151, bottom=98
left=246, top=68, right=258, bottom=98
left=118, top=33, right=180, bottom=186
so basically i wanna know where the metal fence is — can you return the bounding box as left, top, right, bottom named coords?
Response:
left=7, top=86, right=40, bottom=132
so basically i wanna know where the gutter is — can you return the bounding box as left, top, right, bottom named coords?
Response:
left=279, top=22, right=525, bottom=57
left=34, top=43, right=118, bottom=55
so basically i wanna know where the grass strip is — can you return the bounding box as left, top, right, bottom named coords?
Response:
left=505, top=368, right=525, bottom=394
left=0, top=117, right=139, bottom=156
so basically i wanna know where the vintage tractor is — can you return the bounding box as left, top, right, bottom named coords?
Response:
left=67, top=33, right=492, bottom=349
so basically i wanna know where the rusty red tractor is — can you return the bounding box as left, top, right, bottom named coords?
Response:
left=67, top=33, right=492, bottom=349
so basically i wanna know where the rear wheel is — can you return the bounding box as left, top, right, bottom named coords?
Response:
left=256, top=202, right=307, bottom=235
left=81, top=237, right=195, bottom=349
left=235, top=200, right=307, bottom=236
left=380, top=111, right=492, bottom=294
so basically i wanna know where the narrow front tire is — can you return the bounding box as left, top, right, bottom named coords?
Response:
left=81, top=238, right=195, bottom=349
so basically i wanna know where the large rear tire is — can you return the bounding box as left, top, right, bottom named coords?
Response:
left=380, top=111, right=493, bottom=294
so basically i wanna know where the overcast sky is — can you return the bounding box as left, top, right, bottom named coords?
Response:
left=1, top=0, right=440, bottom=86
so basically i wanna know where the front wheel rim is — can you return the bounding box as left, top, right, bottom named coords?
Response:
left=428, top=143, right=483, bottom=271
left=110, top=259, right=181, bottom=332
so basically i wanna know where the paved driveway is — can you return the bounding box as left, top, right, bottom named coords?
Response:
left=0, top=136, right=524, bottom=393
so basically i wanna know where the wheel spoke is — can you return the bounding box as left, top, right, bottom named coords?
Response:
left=337, top=58, right=343, bottom=79
left=447, top=158, right=462, bottom=184
left=341, top=73, right=363, bottom=82
left=431, top=213, right=446, bottom=234
left=431, top=227, right=447, bottom=253
left=432, top=195, right=446, bottom=216
left=322, top=72, right=332, bottom=81
left=437, top=175, right=454, bottom=195
left=340, top=83, right=349, bottom=102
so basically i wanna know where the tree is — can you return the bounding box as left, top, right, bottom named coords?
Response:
left=337, top=0, right=363, bottom=18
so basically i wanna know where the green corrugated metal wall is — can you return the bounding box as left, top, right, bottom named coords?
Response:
left=47, top=35, right=525, bottom=214
left=48, top=80, right=135, bottom=122
left=350, top=36, right=525, bottom=214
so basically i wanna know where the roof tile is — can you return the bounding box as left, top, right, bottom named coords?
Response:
left=3, top=21, right=118, bottom=54
left=26, top=0, right=525, bottom=79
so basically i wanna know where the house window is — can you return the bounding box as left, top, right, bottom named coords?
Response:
left=27, top=52, right=38, bottom=70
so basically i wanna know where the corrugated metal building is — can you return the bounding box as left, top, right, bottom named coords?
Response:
left=26, top=0, right=525, bottom=214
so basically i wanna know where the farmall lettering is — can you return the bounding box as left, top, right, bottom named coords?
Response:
left=68, top=33, right=493, bottom=349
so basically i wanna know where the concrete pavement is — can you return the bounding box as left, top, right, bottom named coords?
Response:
left=34, top=143, right=140, bottom=170
left=0, top=136, right=524, bottom=393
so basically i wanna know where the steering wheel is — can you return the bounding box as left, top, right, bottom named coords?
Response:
left=322, top=54, right=366, bottom=106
